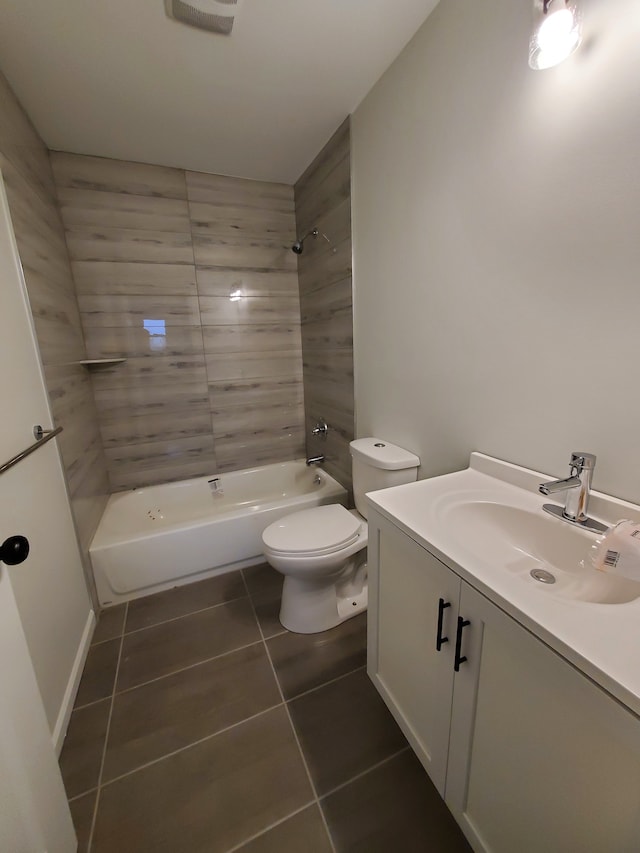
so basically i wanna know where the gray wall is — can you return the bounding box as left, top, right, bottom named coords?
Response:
left=0, top=72, right=107, bottom=604
left=52, top=153, right=305, bottom=490
left=352, top=0, right=640, bottom=503
left=295, top=119, right=354, bottom=492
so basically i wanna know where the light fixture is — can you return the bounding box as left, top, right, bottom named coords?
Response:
left=529, top=0, right=582, bottom=70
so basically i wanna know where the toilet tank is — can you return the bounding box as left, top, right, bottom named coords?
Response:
left=350, top=438, right=420, bottom=519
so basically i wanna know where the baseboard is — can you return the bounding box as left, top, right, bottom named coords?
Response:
left=52, top=608, right=96, bottom=756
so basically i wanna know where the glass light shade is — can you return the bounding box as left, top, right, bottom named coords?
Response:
left=529, top=0, right=582, bottom=70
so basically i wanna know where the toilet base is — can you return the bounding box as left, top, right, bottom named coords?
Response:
left=279, top=559, right=367, bottom=634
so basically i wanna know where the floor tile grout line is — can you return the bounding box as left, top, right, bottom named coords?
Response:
left=97, top=700, right=285, bottom=791
left=89, top=608, right=127, bottom=647
left=220, top=800, right=318, bottom=853
left=73, top=636, right=265, bottom=712
left=279, top=698, right=337, bottom=853
left=320, top=745, right=412, bottom=802
left=106, top=637, right=265, bottom=700
left=262, top=626, right=288, bottom=640
left=70, top=694, right=114, bottom=713
left=86, top=600, right=128, bottom=853
left=68, top=786, right=98, bottom=804
left=121, top=592, right=249, bottom=637
left=90, top=631, right=125, bottom=648
left=250, top=621, right=289, bottom=639
left=240, top=571, right=338, bottom=853
left=287, top=663, right=367, bottom=704
left=90, top=639, right=119, bottom=649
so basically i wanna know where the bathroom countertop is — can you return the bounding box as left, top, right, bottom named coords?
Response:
left=366, top=452, right=640, bottom=719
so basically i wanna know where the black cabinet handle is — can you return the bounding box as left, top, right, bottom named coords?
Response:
left=436, top=598, right=451, bottom=651
left=454, top=616, right=470, bottom=672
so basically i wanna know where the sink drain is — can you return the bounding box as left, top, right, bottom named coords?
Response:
left=530, top=568, right=556, bottom=584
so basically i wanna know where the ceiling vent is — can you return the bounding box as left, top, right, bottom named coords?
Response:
left=164, top=0, right=241, bottom=35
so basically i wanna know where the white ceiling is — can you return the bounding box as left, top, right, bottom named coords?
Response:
left=0, top=0, right=439, bottom=184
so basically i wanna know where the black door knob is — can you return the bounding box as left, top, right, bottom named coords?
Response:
left=0, top=535, right=30, bottom=565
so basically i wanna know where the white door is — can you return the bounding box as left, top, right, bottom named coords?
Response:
left=0, top=172, right=76, bottom=851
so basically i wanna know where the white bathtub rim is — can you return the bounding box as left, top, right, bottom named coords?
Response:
left=108, top=457, right=324, bottom=506
left=91, top=486, right=345, bottom=550
left=91, top=461, right=344, bottom=550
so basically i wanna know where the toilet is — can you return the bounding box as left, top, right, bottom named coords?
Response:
left=261, top=438, right=420, bottom=633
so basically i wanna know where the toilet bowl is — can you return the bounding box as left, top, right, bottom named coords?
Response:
left=262, top=504, right=368, bottom=633
left=261, top=438, right=420, bottom=634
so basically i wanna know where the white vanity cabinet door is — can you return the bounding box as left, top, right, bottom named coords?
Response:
left=367, top=511, right=461, bottom=794
left=446, top=583, right=640, bottom=853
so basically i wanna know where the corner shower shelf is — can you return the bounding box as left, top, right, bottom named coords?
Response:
left=79, top=358, right=127, bottom=369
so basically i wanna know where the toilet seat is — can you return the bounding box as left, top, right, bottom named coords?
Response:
left=262, top=504, right=362, bottom=558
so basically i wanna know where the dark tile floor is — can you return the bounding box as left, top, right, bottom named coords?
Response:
left=60, top=564, right=471, bottom=853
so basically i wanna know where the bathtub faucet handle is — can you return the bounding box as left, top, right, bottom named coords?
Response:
left=306, top=455, right=325, bottom=466
left=311, top=419, right=329, bottom=439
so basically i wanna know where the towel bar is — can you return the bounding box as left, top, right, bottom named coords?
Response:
left=0, top=425, right=63, bottom=476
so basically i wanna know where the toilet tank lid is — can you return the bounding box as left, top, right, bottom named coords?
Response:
left=349, top=438, right=420, bottom=471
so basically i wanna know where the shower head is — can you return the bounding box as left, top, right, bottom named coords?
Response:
left=291, top=228, right=318, bottom=255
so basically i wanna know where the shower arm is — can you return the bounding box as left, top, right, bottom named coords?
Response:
left=308, top=228, right=332, bottom=247
left=291, top=227, right=333, bottom=254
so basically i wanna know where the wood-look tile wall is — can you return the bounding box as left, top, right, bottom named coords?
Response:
left=0, top=72, right=108, bottom=603
left=51, top=153, right=304, bottom=490
left=294, top=119, right=354, bottom=491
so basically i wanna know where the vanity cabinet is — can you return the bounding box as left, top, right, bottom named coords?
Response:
left=367, top=509, right=640, bottom=853
left=371, top=514, right=459, bottom=791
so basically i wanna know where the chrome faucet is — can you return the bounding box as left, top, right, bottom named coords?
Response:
left=311, top=419, right=329, bottom=439
left=306, top=455, right=325, bottom=466
left=539, top=452, right=607, bottom=534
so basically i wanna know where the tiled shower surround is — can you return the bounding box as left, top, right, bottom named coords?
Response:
left=52, top=154, right=306, bottom=491
left=295, top=120, right=354, bottom=492
left=1, top=60, right=353, bottom=562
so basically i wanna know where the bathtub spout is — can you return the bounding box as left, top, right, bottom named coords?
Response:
left=306, top=455, right=325, bottom=466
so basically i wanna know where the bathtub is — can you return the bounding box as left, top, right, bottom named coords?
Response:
left=90, top=460, right=347, bottom=607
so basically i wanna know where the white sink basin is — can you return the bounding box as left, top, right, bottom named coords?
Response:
left=440, top=500, right=640, bottom=604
